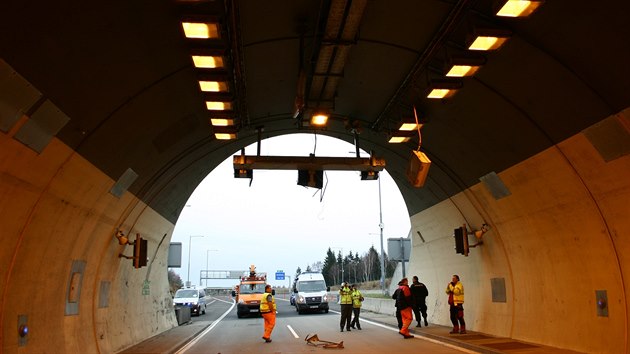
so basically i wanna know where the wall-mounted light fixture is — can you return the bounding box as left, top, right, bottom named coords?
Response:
left=495, top=0, right=544, bottom=17
left=118, top=233, right=148, bottom=269
left=116, top=230, right=129, bottom=245
left=469, top=223, right=490, bottom=247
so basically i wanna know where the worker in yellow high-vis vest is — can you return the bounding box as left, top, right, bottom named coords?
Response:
left=339, top=282, right=353, bottom=332
left=260, top=284, right=276, bottom=343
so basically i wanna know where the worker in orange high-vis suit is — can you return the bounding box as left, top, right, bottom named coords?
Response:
left=260, top=284, right=276, bottom=343
left=396, top=278, right=414, bottom=339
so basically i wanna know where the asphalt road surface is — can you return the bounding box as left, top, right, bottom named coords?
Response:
left=175, top=295, right=475, bottom=354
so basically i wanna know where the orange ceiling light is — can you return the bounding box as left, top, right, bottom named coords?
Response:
left=445, top=55, right=487, bottom=77
left=213, top=126, right=237, bottom=140
left=210, top=118, right=235, bottom=126
left=496, top=0, right=544, bottom=17
left=388, top=131, right=414, bottom=143
left=426, top=80, right=463, bottom=99
left=205, top=101, right=233, bottom=111
left=389, top=136, right=411, bottom=144
left=192, top=55, right=225, bottom=69
left=181, top=22, right=220, bottom=39
left=467, top=28, right=512, bottom=51
left=310, top=112, right=329, bottom=126
left=199, top=80, right=229, bottom=92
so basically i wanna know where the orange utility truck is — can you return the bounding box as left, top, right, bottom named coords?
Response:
left=232, top=265, right=272, bottom=318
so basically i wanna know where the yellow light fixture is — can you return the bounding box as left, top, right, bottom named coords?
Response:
left=192, top=55, right=224, bottom=69
left=310, top=113, right=329, bottom=126
left=205, top=101, right=233, bottom=111
left=398, top=122, right=422, bottom=131
left=426, top=79, right=462, bottom=99
left=397, top=114, right=423, bottom=131
left=445, top=55, right=487, bottom=77
left=181, top=22, right=220, bottom=39
left=388, top=131, right=414, bottom=143
left=389, top=136, right=411, bottom=143
left=469, top=36, right=507, bottom=50
left=213, top=126, right=237, bottom=140
left=199, top=80, right=229, bottom=92
left=496, top=0, right=543, bottom=17
left=215, top=132, right=236, bottom=140
left=467, top=28, right=511, bottom=51
left=210, top=118, right=235, bottom=126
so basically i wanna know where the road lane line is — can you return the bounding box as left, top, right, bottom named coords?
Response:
left=210, top=296, right=232, bottom=305
left=328, top=310, right=477, bottom=353
left=286, top=325, right=300, bottom=338
left=174, top=300, right=236, bottom=354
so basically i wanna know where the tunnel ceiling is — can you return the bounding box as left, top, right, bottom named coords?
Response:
left=1, top=0, right=629, bottom=223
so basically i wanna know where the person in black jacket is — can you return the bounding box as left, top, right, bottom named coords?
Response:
left=410, top=275, right=429, bottom=327
left=391, top=280, right=403, bottom=329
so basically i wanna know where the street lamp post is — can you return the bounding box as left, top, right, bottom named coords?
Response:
left=378, top=178, right=386, bottom=295
left=187, top=235, right=204, bottom=287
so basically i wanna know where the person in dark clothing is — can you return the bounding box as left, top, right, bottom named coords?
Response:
left=392, top=280, right=403, bottom=329
left=410, top=275, right=429, bottom=327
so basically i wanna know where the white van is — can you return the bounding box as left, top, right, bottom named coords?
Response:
left=293, top=272, right=330, bottom=314
left=173, top=287, right=207, bottom=316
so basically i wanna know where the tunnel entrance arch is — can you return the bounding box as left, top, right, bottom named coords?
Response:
left=168, top=134, right=411, bottom=291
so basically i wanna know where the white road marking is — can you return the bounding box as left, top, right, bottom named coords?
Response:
left=328, top=309, right=477, bottom=353
left=210, top=296, right=233, bottom=305
left=286, top=325, right=300, bottom=338
left=174, top=300, right=236, bottom=354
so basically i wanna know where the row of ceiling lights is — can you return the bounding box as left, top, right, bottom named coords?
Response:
left=388, top=0, right=544, bottom=144
left=180, top=14, right=331, bottom=140
left=180, top=13, right=238, bottom=141
left=177, top=0, right=542, bottom=143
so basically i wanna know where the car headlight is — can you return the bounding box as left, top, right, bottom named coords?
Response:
left=238, top=298, right=245, bottom=304
left=297, top=295, right=305, bottom=304
left=322, top=294, right=328, bottom=302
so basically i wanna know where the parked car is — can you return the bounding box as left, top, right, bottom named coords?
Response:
left=173, top=287, right=207, bottom=316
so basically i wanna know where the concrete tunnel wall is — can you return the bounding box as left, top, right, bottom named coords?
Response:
left=1, top=109, right=629, bottom=353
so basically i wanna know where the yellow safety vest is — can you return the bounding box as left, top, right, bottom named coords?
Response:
left=260, top=292, right=276, bottom=313
left=339, top=286, right=353, bottom=304
left=351, top=289, right=363, bottom=308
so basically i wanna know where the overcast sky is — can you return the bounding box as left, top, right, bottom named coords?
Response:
left=170, top=134, right=410, bottom=288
